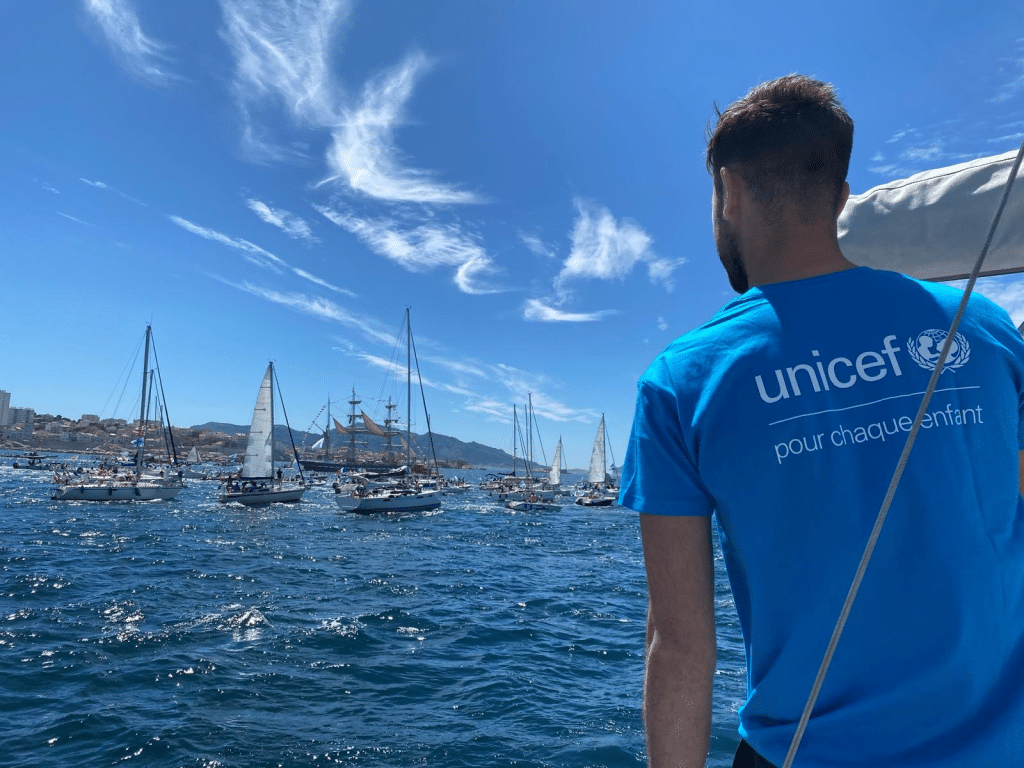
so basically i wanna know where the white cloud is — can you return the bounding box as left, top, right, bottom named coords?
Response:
left=558, top=199, right=683, bottom=292
left=80, top=177, right=110, bottom=189
left=988, top=40, right=1024, bottom=104
left=519, top=232, right=558, bottom=259
left=523, top=299, right=612, bottom=323
left=657, top=316, right=668, bottom=331
left=216, top=278, right=393, bottom=343
left=322, top=52, right=483, bottom=204
left=58, top=212, right=93, bottom=226
left=291, top=268, right=355, bottom=297
left=168, top=215, right=286, bottom=271
left=220, top=1, right=478, bottom=204
left=83, top=0, right=177, bottom=85
left=246, top=198, right=317, bottom=242
left=41, top=182, right=60, bottom=194
left=220, top=0, right=350, bottom=161
left=171, top=214, right=354, bottom=295
left=315, top=205, right=502, bottom=294
left=220, top=0, right=349, bottom=125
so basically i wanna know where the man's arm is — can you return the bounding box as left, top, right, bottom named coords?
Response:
left=640, top=513, right=716, bottom=768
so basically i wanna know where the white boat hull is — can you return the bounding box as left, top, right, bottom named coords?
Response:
left=335, top=489, right=442, bottom=513
left=51, top=482, right=184, bottom=501
left=506, top=500, right=561, bottom=512
left=219, top=486, right=306, bottom=505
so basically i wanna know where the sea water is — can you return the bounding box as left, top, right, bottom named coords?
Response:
left=0, top=462, right=746, bottom=767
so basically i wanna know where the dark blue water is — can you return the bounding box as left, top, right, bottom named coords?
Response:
left=0, top=462, right=745, bottom=767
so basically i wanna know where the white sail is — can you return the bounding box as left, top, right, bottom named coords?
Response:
left=242, top=363, right=275, bottom=478
left=186, top=446, right=200, bottom=464
left=549, top=438, right=562, bottom=486
left=838, top=149, right=1024, bottom=281
left=587, top=416, right=606, bottom=484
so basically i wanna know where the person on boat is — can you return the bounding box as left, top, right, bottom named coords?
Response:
left=620, top=74, right=1024, bottom=767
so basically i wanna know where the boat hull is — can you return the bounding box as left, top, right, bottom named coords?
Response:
left=219, top=486, right=306, bottom=505
left=575, top=496, right=615, bottom=507
left=50, top=483, right=184, bottom=501
left=506, top=500, right=562, bottom=512
left=335, top=490, right=441, bottom=513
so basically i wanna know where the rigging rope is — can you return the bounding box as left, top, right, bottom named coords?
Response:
left=783, top=138, right=1024, bottom=768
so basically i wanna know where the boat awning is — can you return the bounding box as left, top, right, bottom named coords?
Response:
left=838, top=149, right=1024, bottom=282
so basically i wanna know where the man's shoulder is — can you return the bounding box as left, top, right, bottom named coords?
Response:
left=642, top=294, right=774, bottom=386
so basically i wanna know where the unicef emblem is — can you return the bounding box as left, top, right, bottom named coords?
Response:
left=908, top=329, right=971, bottom=372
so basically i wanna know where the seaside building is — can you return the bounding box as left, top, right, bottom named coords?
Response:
left=0, top=390, right=9, bottom=427
left=8, top=407, right=35, bottom=426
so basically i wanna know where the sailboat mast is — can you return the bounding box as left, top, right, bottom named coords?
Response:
left=512, top=404, right=518, bottom=475
left=136, top=325, right=151, bottom=481
left=269, top=362, right=276, bottom=476
left=324, top=397, right=331, bottom=459
left=406, top=307, right=412, bottom=471
left=528, top=392, right=533, bottom=471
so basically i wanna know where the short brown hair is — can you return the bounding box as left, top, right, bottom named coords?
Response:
left=706, top=74, right=854, bottom=215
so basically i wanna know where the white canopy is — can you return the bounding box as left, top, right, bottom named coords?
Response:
left=838, top=148, right=1024, bottom=282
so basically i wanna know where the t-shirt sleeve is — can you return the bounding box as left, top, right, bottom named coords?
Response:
left=617, top=364, right=714, bottom=517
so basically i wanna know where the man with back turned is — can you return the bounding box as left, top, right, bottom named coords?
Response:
left=619, top=74, right=1024, bottom=767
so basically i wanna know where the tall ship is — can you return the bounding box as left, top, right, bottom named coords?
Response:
left=299, top=390, right=406, bottom=474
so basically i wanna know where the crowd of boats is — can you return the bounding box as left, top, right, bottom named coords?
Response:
left=15, top=314, right=620, bottom=514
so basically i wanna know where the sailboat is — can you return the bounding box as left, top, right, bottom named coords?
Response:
left=334, top=308, right=442, bottom=514
left=575, top=414, right=619, bottom=507
left=504, top=398, right=562, bottom=512
left=219, top=362, right=306, bottom=505
left=51, top=325, right=186, bottom=501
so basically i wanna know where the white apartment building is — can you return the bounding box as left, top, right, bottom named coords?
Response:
left=8, top=407, right=35, bottom=426
left=0, top=390, right=9, bottom=427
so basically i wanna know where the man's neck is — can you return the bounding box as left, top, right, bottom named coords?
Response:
left=742, top=218, right=856, bottom=288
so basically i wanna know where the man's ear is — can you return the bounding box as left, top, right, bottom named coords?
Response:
left=720, top=167, right=743, bottom=223
left=835, top=180, right=851, bottom=219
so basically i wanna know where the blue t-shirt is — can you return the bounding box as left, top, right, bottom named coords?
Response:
left=620, top=267, right=1024, bottom=766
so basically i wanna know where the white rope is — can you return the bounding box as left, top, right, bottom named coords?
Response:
left=781, top=139, right=1024, bottom=768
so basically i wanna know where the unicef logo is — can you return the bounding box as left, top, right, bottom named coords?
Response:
left=908, top=329, right=971, bottom=372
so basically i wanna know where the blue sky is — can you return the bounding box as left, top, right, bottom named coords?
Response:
left=3, top=0, right=1024, bottom=468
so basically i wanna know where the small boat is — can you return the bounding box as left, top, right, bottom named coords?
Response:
left=575, top=492, right=615, bottom=507
left=506, top=498, right=562, bottom=512
left=13, top=452, right=54, bottom=470
left=51, top=326, right=185, bottom=502
left=219, top=362, right=306, bottom=506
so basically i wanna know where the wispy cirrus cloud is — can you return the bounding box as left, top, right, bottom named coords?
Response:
left=523, top=299, right=613, bottom=323
left=82, top=0, right=177, bottom=85
left=168, top=214, right=286, bottom=271
left=246, top=198, right=318, bottom=242
left=216, top=278, right=388, bottom=342
left=220, top=1, right=479, bottom=205
left=171, top=214, right=354, bottom=295
left=79, top=176, right=146, bottom=205
left=520, top=232, right=558, bottom=260
left=58, top=212, right=93, bottom=226
left=322, top=51, right=483, bottom=204
left=988, top=38, right=1024, bottom=104
left=219, top=0, right=350, bottom=162
left=315, top=205, right=502, bottom=294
